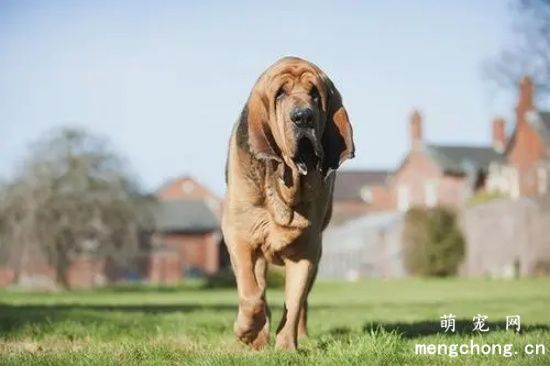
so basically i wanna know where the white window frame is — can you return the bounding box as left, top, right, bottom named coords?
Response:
left=510, top=168, right=520, bottom=199
left=397, top=184, right=410, bottom=212
left=424, top=180, right=438, bottom=207
left=360, top=186, right=373, bottom=203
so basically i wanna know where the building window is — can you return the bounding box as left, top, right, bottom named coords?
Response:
left=498, top=165, right=514, bottom=195
left=487, top=163, right=502, bottom=194
left=538, top=167, right=547, bottom=195
left=360, top=187, right=373, bottom=203
left=510, top=168, right=520, bottom=199
left=424, top=180, right=438, bottom=207
left=397, top=185, right=409, bottom=212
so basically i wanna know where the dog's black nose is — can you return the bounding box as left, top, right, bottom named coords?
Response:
left=290, top=107, right=313, bottom=126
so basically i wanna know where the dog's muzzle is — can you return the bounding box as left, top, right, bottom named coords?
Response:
left=293, top=128, right=322, bottom=176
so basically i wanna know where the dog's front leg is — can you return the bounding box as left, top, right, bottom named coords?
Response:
left=230, top=244, right=269, bottom=349
left=275, top=257, right=316, bottom=350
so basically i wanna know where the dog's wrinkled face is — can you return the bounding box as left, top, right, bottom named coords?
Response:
left=245, top=57, right=354, bottom=177
left=268, top=61, right=327, bottom=175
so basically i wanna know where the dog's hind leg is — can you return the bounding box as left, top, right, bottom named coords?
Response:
left=297, top=264, right=318, bottom=338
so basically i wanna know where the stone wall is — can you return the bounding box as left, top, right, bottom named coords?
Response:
left=462, top=197, right=550, bottom=277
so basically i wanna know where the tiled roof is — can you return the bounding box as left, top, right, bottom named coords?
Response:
left=534, top=111, right=550, bottom=146
left=426, top=144, right=503, bottom=174
left=334, top=170, right=390, bottom=200
left=153, top=200, right=219, bottom=233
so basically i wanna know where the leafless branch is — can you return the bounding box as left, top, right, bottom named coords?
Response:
left=486, top=0, right=550, bottom=96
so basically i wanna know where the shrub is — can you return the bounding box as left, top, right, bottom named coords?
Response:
left=402, top=206, right=465, bottom=276
left=203, top=267, right=236, bottom=289
left=533, top=260, right=550, bottom=276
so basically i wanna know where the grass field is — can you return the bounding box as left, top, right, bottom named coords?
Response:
left=1, top=278, right=549, bottom=365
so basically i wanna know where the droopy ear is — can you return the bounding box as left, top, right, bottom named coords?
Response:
left=245, top=89, right=282, bottom=163
left=322, top=82, right=355, bottom=176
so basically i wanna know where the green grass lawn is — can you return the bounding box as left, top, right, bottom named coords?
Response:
left=1, top=278, right=549, bottom=365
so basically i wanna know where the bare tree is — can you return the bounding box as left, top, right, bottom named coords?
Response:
left=0, top=127, right=149, bottom=288
left=488, top=0, right=550, bottom=95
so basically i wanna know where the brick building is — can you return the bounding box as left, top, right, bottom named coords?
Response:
left=0, top=267, right=15, bottom=287
left=148, top=176, right=227, bottom=284
left=487, top=77, right=550, bottom=198
left=331, top=170, right=393, bottom=224
left=0, top=252, right=106, bottom=290
left=391, top=110, right=501, bottom=211
left=0, top=176, right=226, bottom=288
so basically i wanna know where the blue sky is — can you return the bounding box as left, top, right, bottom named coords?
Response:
left=0, top=0, right=533, bottom=195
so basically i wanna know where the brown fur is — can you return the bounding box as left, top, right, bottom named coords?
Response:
left=222, top=57, right=354, bottom=350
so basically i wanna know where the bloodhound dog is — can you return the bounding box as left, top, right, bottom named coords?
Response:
left=222, top=56, right=354, bottom=350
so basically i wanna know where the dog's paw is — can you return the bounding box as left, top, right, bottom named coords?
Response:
left=234, top=317, right=268, bottom=347
left=234, top=299, right=267, bottom=346
left=250, top=322, right=270, bottom=350
left=275, top=332, right=297, bottom=351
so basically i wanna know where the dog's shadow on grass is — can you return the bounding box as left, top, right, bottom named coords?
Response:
left=0, top=303, right=239, bottom=336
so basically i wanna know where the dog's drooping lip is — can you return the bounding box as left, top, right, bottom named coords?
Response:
left=293, top=129, right=322, bottom=176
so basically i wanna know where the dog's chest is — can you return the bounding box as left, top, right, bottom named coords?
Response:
left=260, top=172, right=326, bottom=257
left=266, top=169, right=322, bottom=223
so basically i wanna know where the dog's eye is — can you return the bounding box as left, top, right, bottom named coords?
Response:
left=275, top=87, right=286, bottom=102
left=310, top=86, right=320, bottom=103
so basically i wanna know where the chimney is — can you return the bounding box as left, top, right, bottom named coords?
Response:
left=516, top=76, right=534, bottom=125
left=410, top=110, right=423, bottom=149
left=492, top=117, right=506, bottom=153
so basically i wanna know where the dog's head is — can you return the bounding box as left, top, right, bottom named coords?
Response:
left=243, top=56, right=354, bottom=177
